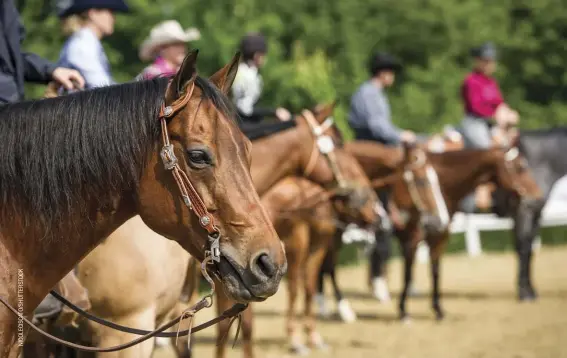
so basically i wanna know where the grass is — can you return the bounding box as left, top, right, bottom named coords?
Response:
left=338, top=225, right=567, bottom=266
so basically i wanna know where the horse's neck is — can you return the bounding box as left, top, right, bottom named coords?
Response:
left=523, top=134, right=567, bottom=197
left=0, top=194, right=136, bottom=304
left=251, top=127, right=307, bottom=196
left=435, top=151, right=496, bottom=210
left=345, top=142, right=401, bottom=179
left=261, top=177, right=329, bottom=228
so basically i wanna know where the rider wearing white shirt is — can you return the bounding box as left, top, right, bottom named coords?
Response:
left=231, top=33, right=291, bottom=123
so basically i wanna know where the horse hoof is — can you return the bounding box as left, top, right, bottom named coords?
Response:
left=519, top=293, right=537, bottom=302
left=312, top=340, right=330, bottom=352
left=310, top=332, right=330, bottom=351
left=290, top=343, right=311, bottom=356
left=435, top=311, right=445, bottom=321
left=337, top=299, right=357, bottom=323
left=401, top=316, right=412, bottom=325
left=519, top=287, right=537, bottom=302
left=371, top=277, right=391, bottom=303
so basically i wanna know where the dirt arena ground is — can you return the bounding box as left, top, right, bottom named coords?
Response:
left=155, top=246, right=567, bottom=358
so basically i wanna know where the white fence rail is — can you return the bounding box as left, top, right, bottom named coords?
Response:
left=416, top=201, right=567, bottom=263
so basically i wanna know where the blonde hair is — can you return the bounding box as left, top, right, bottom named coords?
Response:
left=60, top=13, right=88, bottom=37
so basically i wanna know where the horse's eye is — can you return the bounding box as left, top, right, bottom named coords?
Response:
left=187, top=150, right=211, bottom=168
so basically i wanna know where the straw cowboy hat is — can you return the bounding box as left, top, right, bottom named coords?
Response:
left=139, top=20, right=201, bottom=61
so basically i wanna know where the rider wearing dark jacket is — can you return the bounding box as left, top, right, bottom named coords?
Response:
left=0, top=0, right=83, bottom=103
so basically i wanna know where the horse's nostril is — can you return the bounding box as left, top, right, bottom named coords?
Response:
left=254, top=253, right=277, bottom=279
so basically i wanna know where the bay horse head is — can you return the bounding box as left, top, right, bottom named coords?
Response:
left=391, top=142, right=450, bottom=234
left=137, top=51, right=286, bottom=303
left=489, top=134, right=543, bottom=208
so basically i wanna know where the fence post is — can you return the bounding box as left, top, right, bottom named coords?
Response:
left=465, top=215, right=482, bottom=257
left=532, top=235, right=542, bottom=252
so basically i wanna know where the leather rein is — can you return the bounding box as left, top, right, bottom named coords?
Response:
left=0, top=81, right=248, bottom=352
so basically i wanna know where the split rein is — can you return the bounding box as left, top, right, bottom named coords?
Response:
left=0, top=81, right=247, bottom=352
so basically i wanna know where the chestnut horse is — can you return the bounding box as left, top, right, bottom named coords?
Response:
left=316, top=141, right=447, bottom=319
left=0, top=51, right=288, bottom=357
left=210, top=138, right=384, bottom=357
left=24, top=103, right=359, bottom=356
left=390, top=144, right=542, bottom=321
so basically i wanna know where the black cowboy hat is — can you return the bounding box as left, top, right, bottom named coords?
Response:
left=57, top=0, right=130, bottom=18
left=369, top=52, right=403, bottom=75
left=470, top=42, right=497, bottom=60
left=240, top=33, right=268, bottom=59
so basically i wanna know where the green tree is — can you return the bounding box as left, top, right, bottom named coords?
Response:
left=18, top=0, right=567, bottom=134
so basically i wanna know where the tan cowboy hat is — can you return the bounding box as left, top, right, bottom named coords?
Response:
left=139, top=20, right=201, bottom=61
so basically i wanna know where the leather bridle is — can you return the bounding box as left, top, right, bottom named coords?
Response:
left=158, top=82, right=222, bottom=264
left=370, top=146, right=450, bottom=229
left=301, top=110, right=347, bottom=189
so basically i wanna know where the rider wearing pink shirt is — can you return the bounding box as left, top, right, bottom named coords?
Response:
left=460, top=42, right=519, bottom=148
left=137, top=20, right=200, bottom=80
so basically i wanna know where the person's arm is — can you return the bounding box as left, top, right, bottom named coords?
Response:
left=14, top=6, right=57, bottom=83
left=463, top=79, right=500, bottom=119
left=358, top=87, right=402, bottom=144
left=66, top=38, right=114, bottom=88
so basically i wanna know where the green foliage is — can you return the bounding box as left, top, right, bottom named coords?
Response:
left=17, top=0, right=567, bottom=133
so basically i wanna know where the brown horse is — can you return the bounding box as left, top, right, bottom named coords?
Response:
left=392, top=143, right=542, bottom=321
left=211, top=140, right=383, bottom=357
left=0, top=51, right=288, bottom=357
left=315, top=141, right=445, bottom=320
left=23, top=102, right=362, bottom=356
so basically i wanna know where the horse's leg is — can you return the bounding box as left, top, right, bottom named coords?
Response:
left=315, top=248, right=331, bottom=318
left=514, top=204, right=542, bottom=301
left=369, top=229, right=392, bottom=302
left=426, top=231, right=449, bottom=320
left=215, top=287, right=235, bottom=358
left=88, top=305, right=156, bottom=358
left=329, top=264, right=353, bottom=324
left=398, top=226, right=420, bottom=321
left=304, top=229, right=332, bottom=350
left=322, top=231, right=354, bottom=323
left=241, top=304, right=254, bottom=358
left=285, top=222, right=309, bottom=355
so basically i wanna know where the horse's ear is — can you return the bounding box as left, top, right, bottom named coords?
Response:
left=167, top=49, right=199, bottom=102
left=314, top=99, right=338, bottom=123
left=209, top=52, right=241, bottom=95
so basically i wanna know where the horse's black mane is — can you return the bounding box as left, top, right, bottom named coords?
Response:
left=0, top=75, right=235, bottom=228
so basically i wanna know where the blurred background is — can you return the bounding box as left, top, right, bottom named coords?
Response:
left=16, top=1, right=567, bottom=356
left=19, top=0, right=567, bottom=138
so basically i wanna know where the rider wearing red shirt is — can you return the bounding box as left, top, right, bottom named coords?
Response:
left=460, top=42, right=518, bottom=148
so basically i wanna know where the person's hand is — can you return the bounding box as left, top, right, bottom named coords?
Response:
left=51, top=67, right=85, bottom=91
left=275, top=107, right=292, bottom=122
left=400, top=130, right=416, bottom=143
left=508, top=110, right=520, bottom=125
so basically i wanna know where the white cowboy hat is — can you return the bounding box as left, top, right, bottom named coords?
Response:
left=139, top=20, right=201, bottom=61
